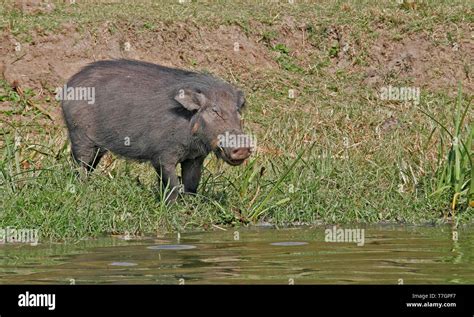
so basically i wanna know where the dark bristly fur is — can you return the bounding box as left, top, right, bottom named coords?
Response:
left=62, top=59, right=250, bottom=201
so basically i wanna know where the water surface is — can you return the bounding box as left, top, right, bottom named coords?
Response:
left=0, top=225, right=472, bottom=284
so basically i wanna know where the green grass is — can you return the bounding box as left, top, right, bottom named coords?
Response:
left=1, top=0, right=473, bottom=241
left=421, top=84, right=473, bottom=216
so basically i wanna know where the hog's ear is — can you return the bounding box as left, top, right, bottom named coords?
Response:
left=237, top=90, right=246, bottom=110
left=174, top=88, right=208, bottom=111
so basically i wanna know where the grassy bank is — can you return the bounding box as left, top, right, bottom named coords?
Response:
left=0, top=0, right=472, bottom=241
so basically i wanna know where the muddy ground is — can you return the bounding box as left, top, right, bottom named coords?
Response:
left=1, top=1, right=472, bottom=123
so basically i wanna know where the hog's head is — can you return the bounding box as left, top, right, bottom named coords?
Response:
left=174, top=84, right=253, bottom=165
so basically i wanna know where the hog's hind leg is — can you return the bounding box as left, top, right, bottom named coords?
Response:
left=71, top=140, right=107, bottom=173
left=152, top=158, right=179, bottom=202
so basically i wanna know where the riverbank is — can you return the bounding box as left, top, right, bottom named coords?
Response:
left=1, top=0, right=472, bottom=240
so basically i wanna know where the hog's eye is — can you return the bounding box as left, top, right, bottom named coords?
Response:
left=211, top=105, right=225, bottom=119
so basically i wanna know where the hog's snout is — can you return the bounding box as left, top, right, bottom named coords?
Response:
left=230, top=147, right=251, bottom=161
left=216, top=131, right=254, bottom=166
left=221, top=146, right=251, bottom=165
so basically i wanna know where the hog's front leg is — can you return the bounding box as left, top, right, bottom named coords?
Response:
left=181, top=157, right=205, bottom=194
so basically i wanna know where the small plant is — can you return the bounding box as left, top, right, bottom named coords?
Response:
left=142, top=22, right=156, bottom=30
left=271, top=43, right=303, bottom=73
left=328, top=43, right=340, bottom=58
left=261, top=30, right=278, bottom=45
left=421, top=84, right=473, bottom=216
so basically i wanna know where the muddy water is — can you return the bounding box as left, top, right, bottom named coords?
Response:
left=0, top=225, right=473, bottom=284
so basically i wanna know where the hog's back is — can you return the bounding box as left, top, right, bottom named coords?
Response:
left=61, top=60, right=201, bottom=160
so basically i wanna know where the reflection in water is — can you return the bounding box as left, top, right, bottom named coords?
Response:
left=147, top=245, right=197, bottom=250
left=0, top=225, right=473, bottom=284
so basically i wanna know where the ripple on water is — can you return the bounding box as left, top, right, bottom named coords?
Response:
left=270, top=242, right=308, bottom=246
left=147, top=244, right=197, bottom=250
left=109, top=262, right=138, bottom=267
